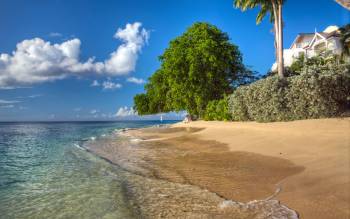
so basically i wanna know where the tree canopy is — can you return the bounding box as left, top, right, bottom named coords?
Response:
left=134, top=22, right=254, bottom=118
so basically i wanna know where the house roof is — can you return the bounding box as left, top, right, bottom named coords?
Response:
left=289, top=33, right=314, bottom=49
left=289, top=26, right=340, bottom=49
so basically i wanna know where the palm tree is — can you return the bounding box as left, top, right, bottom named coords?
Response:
left=339, top=24, right=350, bottom=60
left=334, top=0, right=350, bottom=10
left=233, top=0, right=285, bottom=78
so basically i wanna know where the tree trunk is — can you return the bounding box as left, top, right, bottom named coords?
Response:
left=271, top=1, right=279, bottom=73
left=274, top=23, right=279, bottom=64
left=277, top=3, right=284, bottom=78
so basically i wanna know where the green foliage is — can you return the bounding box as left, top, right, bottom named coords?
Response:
left=134, top=69, right=171, bottom=115
left=339, top=24, right=350, bottom=58
left=134, top=22, right=253, bottom=117
left=134, top=94, right=151, bottom=115
left=289, top=53, right=305, bottom=73
left=268, top=54, right=344, bottom=78
left=229, top=63, right=350, bottom=122
left=229, top=76, right=290, bottom=122
left=233, top=0, right=285, bottom=24
left=299, top=54, right=346, bottom=75
left=203, top=96, right=232, bottom=121
left=286, top=72, right=350, bottom=120
left=263, top=67, right=300, bottom=78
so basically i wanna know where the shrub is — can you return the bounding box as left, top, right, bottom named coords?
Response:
left=204, top=96, right=232, bottom=121
left=229, top=65, right=350, bottom=122
left=286, top=72, right=350, bottom=119
left=229, top=76, right=290, bottom=122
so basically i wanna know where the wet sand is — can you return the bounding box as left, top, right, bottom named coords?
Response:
left=170, top=118, right=350, bottom=219
left=127, top=128, right=304, bottom=202
left=86, top=127, right=301, bottom=218
left=87, top=118, right=349, bottom=218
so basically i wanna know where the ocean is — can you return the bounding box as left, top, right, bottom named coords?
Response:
left=0, top=121, right=299, bottom=219
left=0, top=121, right=176, bottom=219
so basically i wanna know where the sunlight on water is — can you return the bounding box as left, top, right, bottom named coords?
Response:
left=0, top=121, right=298, bottom=219
left=0, top=121, right=170, bottom=219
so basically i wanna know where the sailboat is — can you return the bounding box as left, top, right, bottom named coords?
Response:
left=160, top=114, right=163, bottom=122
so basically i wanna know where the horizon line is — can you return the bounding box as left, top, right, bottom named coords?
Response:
left=0, top=119, right=181, bottom=123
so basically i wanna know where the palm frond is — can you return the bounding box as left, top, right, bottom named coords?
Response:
left=233, top=0, right=275, bottom=24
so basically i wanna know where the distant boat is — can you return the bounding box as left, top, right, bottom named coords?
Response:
left=160, top=115, right=163, bottom=122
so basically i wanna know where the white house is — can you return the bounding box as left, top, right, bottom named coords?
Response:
left=272, top=25, right=343, bottom=71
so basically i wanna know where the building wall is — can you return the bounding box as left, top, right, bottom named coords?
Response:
left=327, top=38, right=342, bottom=55
left=271, top=36, right=343, bottom=71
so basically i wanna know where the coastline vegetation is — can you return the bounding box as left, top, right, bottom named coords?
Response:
left=134, top=22, right=256, bottom=118
left=134, top=21, right=350, bottom=122
left=229, top=57, right=350, bottom=122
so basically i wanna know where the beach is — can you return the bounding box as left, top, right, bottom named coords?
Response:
left=87, top=118, right=350, bottom=219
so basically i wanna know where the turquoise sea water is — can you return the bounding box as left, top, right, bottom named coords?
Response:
left=0, top=121, right=300, bottom=219
left=0, top=121, right=175, bottom=219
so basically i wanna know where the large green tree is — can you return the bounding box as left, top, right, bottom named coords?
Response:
left=233, top=0, right=285, bottom=78
left=134, top=22, right=252, bottom=117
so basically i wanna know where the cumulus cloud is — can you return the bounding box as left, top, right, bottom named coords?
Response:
left=105, top=22, right=150, bottom=74
left=102, top=81, right=122, bottom=90
left=127, top=77, right=146, bottom=84
left=115, top=106, right=137, bottom=117
left=0, top=22, right=149, bottom=88
left=91, top=80, right=100, bottom=87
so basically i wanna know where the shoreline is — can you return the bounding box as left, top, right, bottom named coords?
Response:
left=86, top=118, right=349, bottom=219
left=85, top=125, right=300, bottom=218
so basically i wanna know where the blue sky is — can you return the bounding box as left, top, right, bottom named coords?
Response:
left=0, top=0, right=349, bottom=121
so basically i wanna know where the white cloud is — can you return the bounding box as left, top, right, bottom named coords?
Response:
left=73, top=107, right=81, bottom=112
left=0, top=99, right=20, bottom=109
left=0, top=22, right=149, bottom=88
left=0, top=104, right=14, bottom=108
left=91, top=80, right=100, bottom=87
left=0, top=99, right=20, bottom=104
left=105, top=22, right=149, bottom=74
left=49, top=32, right=63, bottom=37
left=0, top=86, right=32, bottom=90
left=127, top=77, right=146, bottom=84
left=90, top=109, right=99, bottom=114
left=102, top=81, right=122, bottom=90
left=28, top=94, right=42, bottom=98
left=115, top=106, right=137, bottom=117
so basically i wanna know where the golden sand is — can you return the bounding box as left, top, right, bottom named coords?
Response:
left=88, top=118, right=349, bottom=218
left=170, top=118, right=350, bottom=219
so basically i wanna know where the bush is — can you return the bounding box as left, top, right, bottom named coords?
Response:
left=204, top=96, right=232, bottom=121
left=229, top=77, right=290, bottom=122
left=229, top=66, right=350, bottom=122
